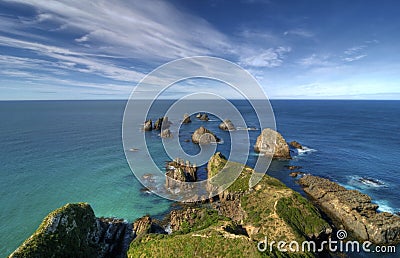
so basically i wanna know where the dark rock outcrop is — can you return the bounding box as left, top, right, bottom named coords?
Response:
left=192, top=126, right=220, bottom=144
left=284, top=165, right=302, bottom=170
left=182, top=114, right=191, bottom=124
left=289, top=141, right=303, bottom=149
left=200, top=114, right=209, bottom=121
left=153, top=117, right=171, bottom=130
left=133, top=215, right=166, bottom=237
left=160, top=129, right=172, bottom=138
left=254, top=128, right=291, bottom=159
left=143, top=120, right=152, bottom=131
left=218, top=119, right=235, bottom=131
left=9, top=203, right=133, bottom=258
left=165, top=158, right=197, bottom=189
left=299, top=175, right=400, bottom=244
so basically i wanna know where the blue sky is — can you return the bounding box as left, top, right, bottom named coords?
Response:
left=0, top=0, right=399, bottom=100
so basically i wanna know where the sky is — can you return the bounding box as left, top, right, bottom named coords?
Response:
left=0, top=0, right=399, bottom=100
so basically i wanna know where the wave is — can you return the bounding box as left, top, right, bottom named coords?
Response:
left=236, top=127, right=259, bottom=131
left=347, top=175, right=387, bottom=188
left=375, top=200, right=397, bottom=214
left=296, top=146, right=317, bottom=155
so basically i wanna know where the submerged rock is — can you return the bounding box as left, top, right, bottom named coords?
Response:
left=9, top=203, right=133, bottom=258
left=191, top=126, right=220, bottom=144
left=218, top=119, right=235, bottom=131
left=182, top=113, right=191, bottom=124
left=254, top=128, right=291, bottom=159
left=299, top=175, right=400, bottom=245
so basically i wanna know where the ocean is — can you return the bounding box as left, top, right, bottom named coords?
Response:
left=0, top=100, right=399, bottom=257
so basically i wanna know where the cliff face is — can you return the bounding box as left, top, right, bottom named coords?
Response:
left=9, top=203, right=133, bottom=258
left=299, top=175, right=400, bottom=245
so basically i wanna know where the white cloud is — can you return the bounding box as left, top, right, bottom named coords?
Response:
left=343, top=54, right=367, bottom=62
left=239, top=46, right=291, bottom=67
left=283, top=28, right=314, bottom=38
left=5, top=0, right=231, bottom=61
left=298, top=54, right=331, bottom=66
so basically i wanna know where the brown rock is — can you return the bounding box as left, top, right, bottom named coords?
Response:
left=191, top=126, right=220, bottom=144
left=290, top=141, right=303, bottom=149
left=160, top=129, right=172, bottom=138
left=299, top=175, right=400, bottom=245
left=254, top=128, right=291, bottom=159
left=218, top=119, right=235, bottom=131
left=143, top=120, right=152, bottom=131
left=182, top=113, right=191, bottom=124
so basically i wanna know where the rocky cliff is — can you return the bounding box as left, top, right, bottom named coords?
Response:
left=9, top=203, right=133, bottom=258
left=299, top=175, right=400, bottom=244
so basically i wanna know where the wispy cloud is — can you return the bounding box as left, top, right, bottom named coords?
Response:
left=239, top=46, right=291, bottom=67
left=343, top=54, right=367, bottom=62
left=283, top=28, right=314, bottom=38
left=298, top=54, right=331, bottom=66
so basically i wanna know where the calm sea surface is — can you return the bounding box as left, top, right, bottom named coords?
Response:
left=0, top=100, right=399, bottom=257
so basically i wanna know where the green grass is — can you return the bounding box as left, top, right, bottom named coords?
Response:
left=276, top=192, right=330, bottom=239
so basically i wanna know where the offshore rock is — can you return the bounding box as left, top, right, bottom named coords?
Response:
left=154, top=117, right=171, bottom=130
left=143, top=120, right=152, bottom=131
left=182, top=113, right=191, bottom=124
left=9, top=203, right=133, bottom=258
left=218, top=119, right=235, bottom=131
left=290, top=141, right=303, bottom=149
left=299, top=175, right=400, bottom=244
left=192, top=126, right=220, bottom=144
left=160, top=129, right=172, bottom=138
left=254, top=128, right=291, bottom=159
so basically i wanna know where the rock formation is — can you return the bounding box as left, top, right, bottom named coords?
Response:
left=254, top=128, right=291, bottom=159
left=182, top=114, right=191, bottom=124
left=192, top=126, right=220, bottom=144
left=299, top=175, right=400, bottom=244
left=218, top=119, right=235, bottom=131
left=9, top=203, right=133, bottom=258
left=143, top=120, right=152, bottom=131
left=160, top=129, right=172, bottom=138
left=132, top=215, right=165, bottom=237
left=289, top=141, right=303, bottom=149
left=165, top=158, right=197, bottom=189
left=153, top=117, right=171, bottom=130
left=197, top=113, right=209, bottom=121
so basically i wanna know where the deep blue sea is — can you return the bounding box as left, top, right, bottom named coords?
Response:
left=1, top=100, right=399, bottom=257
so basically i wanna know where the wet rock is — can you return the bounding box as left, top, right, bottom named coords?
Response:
left=289, top=171, right=303, bottom=177
left=299, top=175, right=400, bottom=245
left=284, top=165, right=302, bottom=170
left=218, top=119, right=235, bottom=131
left=191, top=126, right=220, bottom=144
left=289, top=141, right=303, bottom=149
left=254, top=128, right=291, bottom=159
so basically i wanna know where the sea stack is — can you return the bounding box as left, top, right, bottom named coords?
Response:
left=218, top=119, right=235, bottom=131
left=182, top=114, right=191, bottom=124
left=254, top=128, right=291, bottom=159
left=191, top=126, right=220, bottom=144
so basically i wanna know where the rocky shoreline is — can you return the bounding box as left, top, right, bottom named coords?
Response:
left=9, top=120, right=400, bottom=257
left=299, top=175, right=400, bottom=245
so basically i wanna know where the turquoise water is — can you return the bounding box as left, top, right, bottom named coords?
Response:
left=1, top=100, right=399, bottom=257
